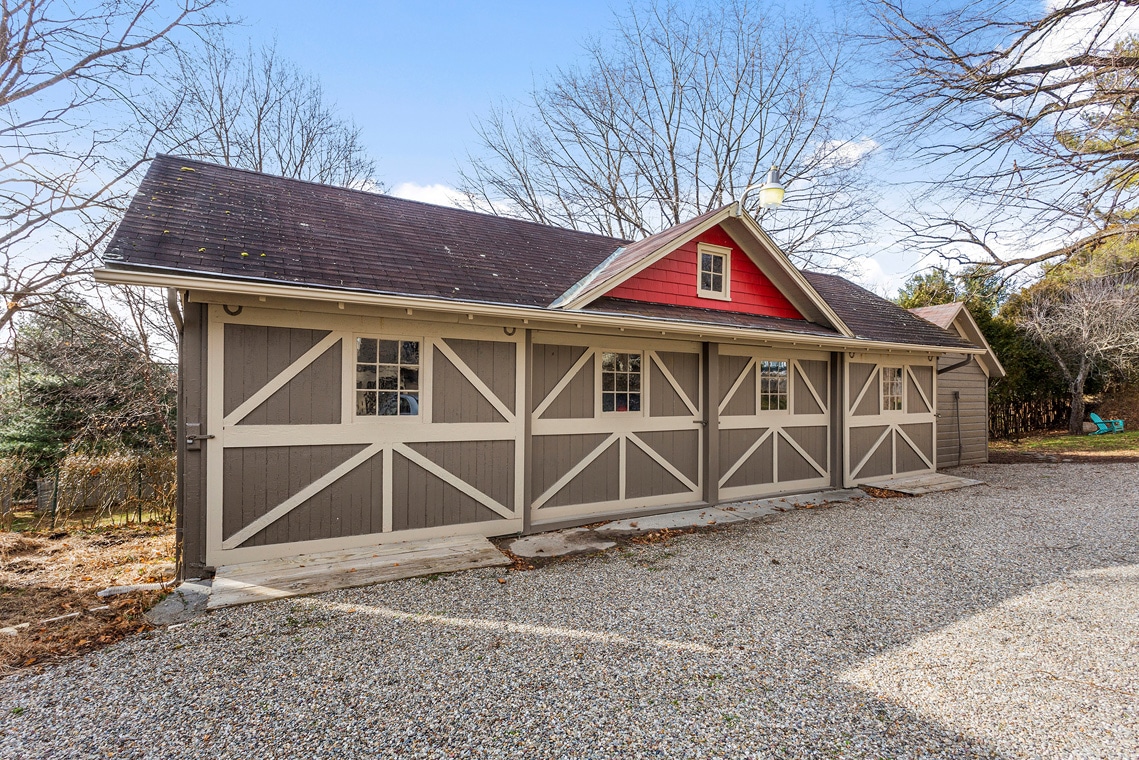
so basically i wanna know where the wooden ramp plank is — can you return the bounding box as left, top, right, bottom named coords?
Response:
left=208, top=536, right=510, bottom=610
left=859, top=472, right=985, bottom=495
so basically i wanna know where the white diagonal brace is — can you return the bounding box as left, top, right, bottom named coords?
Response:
left=433, top=339, right=515, bottom=422
left=628, top=433, right=699, bottom=493
left=848, top=363, right=879, bottom=414
left=850, top=425, right=893, bottom=479
left=533, top=347, right=594, bottom=420
left=793, top=360, right=827, bottom=414
left=393, top=443, right=516, bottom=519
left=718, top=428, right=774, bottom=488
left=718, top=357, right=757, bottom=415
left=895, top=425, right=935, bottom=470
left=221, top=442, right=383, bottom=549
left=778, top=429, right=827, bottom=478
left=532, top=432, right=619, bottom=510
left=906, top=366, right=933, bottom=413
left=223, top=332, right=344, bottom=427
left=650, top=352, right=700, bottom=417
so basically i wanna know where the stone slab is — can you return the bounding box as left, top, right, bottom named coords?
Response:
left=145, top=580, right=213, bottom=626
left=595, top=507, right=746, bottom=535
left=506, top=528, right=615, bottom=558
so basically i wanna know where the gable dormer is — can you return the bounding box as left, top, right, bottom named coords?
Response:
left=553, top=205, right=852, bottom=335
left=605, top=225, right=803, bottom=320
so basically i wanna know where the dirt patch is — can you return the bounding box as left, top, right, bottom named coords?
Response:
left=989, top=450, right=1139, bottom=464
left=0, top=524, right=175, bottom=672
left=860, top=486, right=914, bottom=499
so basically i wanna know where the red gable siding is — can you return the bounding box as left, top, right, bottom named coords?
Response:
left=604, top=225, right=804, bottom=320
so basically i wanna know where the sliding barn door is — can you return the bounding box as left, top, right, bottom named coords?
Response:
left=843, top=355, right=937, bottom=485
left=529, top=334, right=703, bottom=525
left=203, top=305, right=525, bottom=566
left=717, top=348, right=831, bottom=501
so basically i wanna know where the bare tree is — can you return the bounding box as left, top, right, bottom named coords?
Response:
left=1018, top=273, right=1139, bottom=433
left=0, top=0, right=224, bottom=331
left=0, top=290, right=179, bottom=469
left=867, top=0, right=1139, bottom=274
left=155, top=32, right=380, bottom=189
left=458, top=0, right=874, bottom=269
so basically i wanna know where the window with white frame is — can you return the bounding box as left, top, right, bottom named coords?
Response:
left=759, top=360, right=789, bottom=410
left=697, top=243, right=730, bottom=299
left=881, top=366, right=903, bottom=411
left=601, top=351, right=642, bottom=412
left=356, top=337, right=420, bottom=416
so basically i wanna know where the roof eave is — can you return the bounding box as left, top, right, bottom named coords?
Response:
left=95, top=265, right=985, bottom=356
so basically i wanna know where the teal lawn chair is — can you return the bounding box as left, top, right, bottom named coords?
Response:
left=1089, top=412, right=1125, bottom=434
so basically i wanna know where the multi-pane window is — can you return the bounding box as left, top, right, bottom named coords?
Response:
left=759, top=360, right=789, bottom=410
left=881, top=367, right=903, bottom=411
left=601, top=352, right=642, bottom=412
left=356, top=337, right=420, bottom=416
left=698, top=248, right=728, bottom=297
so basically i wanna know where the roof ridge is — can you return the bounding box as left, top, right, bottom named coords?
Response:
left=152, top=154, right=631, bottom=246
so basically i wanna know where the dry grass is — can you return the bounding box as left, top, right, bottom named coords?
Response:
left=990, top=429, right=1139, bottom=462
left=0, top=523, right=175, bottom=672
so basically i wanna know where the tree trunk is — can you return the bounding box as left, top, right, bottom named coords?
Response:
left=1067, top=361, right=1089, bottom=435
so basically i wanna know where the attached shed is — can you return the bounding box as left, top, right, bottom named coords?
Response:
left=96, top=156, right=986, bottom=576
left=908, top=303, right=1006, bottom=467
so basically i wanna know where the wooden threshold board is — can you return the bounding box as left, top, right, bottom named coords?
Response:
left=209, top=535, right=510, bottom=610
left=859, top=472, right=985, bottom=496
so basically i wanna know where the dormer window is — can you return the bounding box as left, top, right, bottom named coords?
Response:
left=697, top=243, right=731, bottom=300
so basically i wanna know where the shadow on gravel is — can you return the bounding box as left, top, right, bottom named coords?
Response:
left=1, top=463, right=1135, bottom=758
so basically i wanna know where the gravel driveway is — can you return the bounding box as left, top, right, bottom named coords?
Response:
left=2, top=462, right=1136, bottom=759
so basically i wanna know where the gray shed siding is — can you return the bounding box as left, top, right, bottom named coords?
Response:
left=936, top=356, right=990, bottom=467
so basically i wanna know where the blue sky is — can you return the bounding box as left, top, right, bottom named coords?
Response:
left=237, top=0, right=620, bottom=185
left=231, top=0, right=911, bottom=292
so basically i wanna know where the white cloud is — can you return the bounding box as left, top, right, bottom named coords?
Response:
left=1029, top=1, right=1139, bottom=64
left=813, top=137, right=879, bottom=169
left=390, top=182, right=465, bottom=209
left=850, top=255, right=907, bottom=298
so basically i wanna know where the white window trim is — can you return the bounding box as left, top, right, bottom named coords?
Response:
left=758, top=358, right=791, bottom=413
left=696, top=242, right=732, bottom=301
left=880, top=365, right=904, bottom=414
left=352, top=333, right=425, bottom=423
left=597, top=349, right=647, bottom=417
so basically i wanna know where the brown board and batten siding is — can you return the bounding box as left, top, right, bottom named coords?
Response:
left=935, top=355, right=989, bottom=467
left=529, top=332, right=704, bottom=526
left=843, top=354, right=938, bottom=485
left=199, top=304, right=526, bottom=567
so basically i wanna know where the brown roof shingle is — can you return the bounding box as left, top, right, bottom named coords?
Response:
left=106, top=155, right=627, bottom=309
left=105, top=157, right=971, bottom=350
left=803, top=272, right=973, bottom=349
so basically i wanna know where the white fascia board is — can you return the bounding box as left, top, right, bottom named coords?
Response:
left=558, top=207, right=735, bottom=310
left=93, top=266, right=986, bottom=356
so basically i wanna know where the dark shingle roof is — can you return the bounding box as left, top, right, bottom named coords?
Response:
left=106, top=157, right=971, bottom=350
left=106, top=155, right=628, bottom=309
left=803, top=272, right=973, bottom=349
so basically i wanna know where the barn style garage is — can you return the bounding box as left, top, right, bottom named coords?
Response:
left=97, top=156, right=995, bottom=577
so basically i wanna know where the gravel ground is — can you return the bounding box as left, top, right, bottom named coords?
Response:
left=1, top=462, right=1136, bottom=759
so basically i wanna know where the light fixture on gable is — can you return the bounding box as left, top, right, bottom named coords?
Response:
left=758, top=166, right=785, bottom=209
left=735, top=165, right=786, bottom=214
